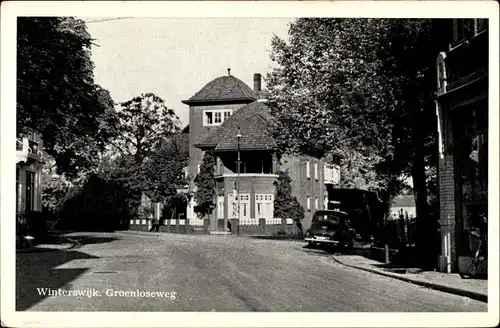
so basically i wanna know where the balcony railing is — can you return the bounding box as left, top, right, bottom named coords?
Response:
left=324, top=164, right=340, bottom=185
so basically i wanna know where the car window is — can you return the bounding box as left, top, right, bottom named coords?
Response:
left=314, top=214, right=341, bottom=223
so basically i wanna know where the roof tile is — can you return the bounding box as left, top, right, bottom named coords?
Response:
left=195, top=102, right=277, bottom=151
left=182, top=75, right=256, bottom=105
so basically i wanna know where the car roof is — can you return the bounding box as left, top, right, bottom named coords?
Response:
left=314, top=210, right=348, bottom=216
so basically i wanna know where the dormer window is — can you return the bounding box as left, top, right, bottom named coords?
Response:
left=203, top=109, right=233, bottom=126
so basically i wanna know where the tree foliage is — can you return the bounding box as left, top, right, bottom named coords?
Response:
left=41, top=152, right=71, bottom=214
left=273, top=170, right=304, bottom=223
left=266, top=18, right=439, bottom=222
left=17, top=17, right=118, bottom=179
left=141, top=137, right=189, bottom=203
left=194, top=152, right=216, bottom=218
left=266, top=18, right=445, bottom=260
left=111, top=93, right=181, bottom=163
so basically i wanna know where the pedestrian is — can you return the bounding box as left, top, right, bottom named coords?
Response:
left=149, top=218, right=159, bottom=232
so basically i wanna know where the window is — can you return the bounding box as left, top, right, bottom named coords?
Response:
left=476, top=19, right=488, bottom=33
left=314, top=163, right=318, bottom=180
left=214, top=112, right=222, bottom=124
left=315, top=196, right=319, bottom=209
left=255, top=194, right=274, bottom=219
left=217, top=195, right=224, bottom=219
left=203, top=109, right=233, bottom=126
left=452, top=19, right=475, bottom=46
left=228, top=194, right=250, bottom=220
left=204, top=112, right=213, bottom=125
left=306, top=161, right=311, bottom=179
left=197, top=164, right=200, bottom=174
left=306, top=196, right=311, bottom=211
left=324, top=196, right=328, bottom=209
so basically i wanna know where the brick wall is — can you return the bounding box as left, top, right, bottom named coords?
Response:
left=281, top=154, right=327, bottom=230
left=438, top=154, right=457, bottom=271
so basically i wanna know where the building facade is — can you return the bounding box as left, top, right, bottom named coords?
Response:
left=435, top=19, right=488, bottom=273
left=16, top=130, right=44, bottom=233
left=182, top=70, right=341, bottom=232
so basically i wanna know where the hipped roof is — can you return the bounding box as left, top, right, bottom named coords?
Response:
left=182, top=75, right=256, bottom=105
left=194, top=101, right=278, bottom=152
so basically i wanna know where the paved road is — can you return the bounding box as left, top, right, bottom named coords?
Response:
left=17, top=232, right=487, bottom=311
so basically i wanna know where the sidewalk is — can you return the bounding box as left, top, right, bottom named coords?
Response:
left=332, top=253, right=488, bottom=303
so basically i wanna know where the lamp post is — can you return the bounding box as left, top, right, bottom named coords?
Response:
left=236, top=127, right=242, bottom=233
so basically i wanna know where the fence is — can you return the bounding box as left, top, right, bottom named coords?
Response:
left=127, top=217, right=300, bottom=236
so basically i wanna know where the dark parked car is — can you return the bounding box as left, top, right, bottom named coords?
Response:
left=305, top=210, right=355, bottom=249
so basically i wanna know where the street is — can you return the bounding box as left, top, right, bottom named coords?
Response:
left=17, top=232, right=487, bottom=312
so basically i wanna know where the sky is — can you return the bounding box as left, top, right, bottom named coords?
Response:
left=84, top=17, right=293, bottom=127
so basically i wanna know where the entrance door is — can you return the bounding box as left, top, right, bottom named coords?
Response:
left=25, top=171, right=35, bottom=213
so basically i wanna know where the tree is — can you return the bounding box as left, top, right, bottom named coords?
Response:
left=17, top=17, right=118, bottom=179
left=194, top=152, right=216, bottom=218
left=274, top=170, right=305, bottom=233
left=96, top=93, right=182, bottom=219
left=141, top=137, right=189, bottom=203
left=266, top=18, right=441, bottom=262
left=41, top=153, right=71, bottom=214
left=111, top=93, right=181, bottom=164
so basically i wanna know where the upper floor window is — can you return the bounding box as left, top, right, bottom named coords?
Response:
left=315, top=196, right=319, bottom=209
left=314, top=162, right=318, bottom=180
left=452, top=19, right=488, bottom=47
left=306, top=196, right=311, bottom=211
left=306, top=161, right=311, bottom=179
left=203, top=109, right=233, bottom=126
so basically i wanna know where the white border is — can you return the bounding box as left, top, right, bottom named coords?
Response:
left=1, top=1, right=499, bottom=328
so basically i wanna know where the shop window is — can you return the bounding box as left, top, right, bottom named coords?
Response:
left=453, top=107, right=488, bottom=233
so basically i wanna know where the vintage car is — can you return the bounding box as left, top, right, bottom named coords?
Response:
left=304, top=210, right=355, bottom=249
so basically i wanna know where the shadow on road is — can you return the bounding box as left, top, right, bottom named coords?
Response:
left=45, top=231, right=121, bottom=248
left=68, top=235, right=120, bottom=248
left=16, top=248, right=100, bottom=310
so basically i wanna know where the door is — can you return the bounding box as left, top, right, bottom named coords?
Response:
left=25, top=171, right=35, bottom=213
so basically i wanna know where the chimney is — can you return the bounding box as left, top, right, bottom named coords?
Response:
left=253, top=73, right=262, bottom=93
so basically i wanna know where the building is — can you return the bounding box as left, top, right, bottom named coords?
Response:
left=182, top=70, right=341, bottom=233
left=435, top=19, right=488, bottom=273
left=16, top=129, right=44, bottom=234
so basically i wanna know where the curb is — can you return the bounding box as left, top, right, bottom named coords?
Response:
left=331, top=256, right=488, bottom=303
